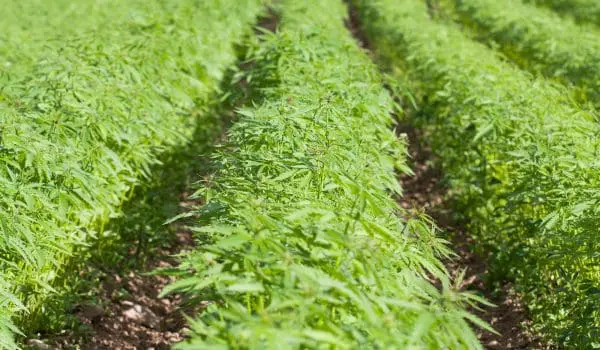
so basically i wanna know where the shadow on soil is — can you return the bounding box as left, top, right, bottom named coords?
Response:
left=19, top=10, right=280, bottom=349
left=20, top=96, right=235, bottom=349
left=395, top=122, right=548, bottom=350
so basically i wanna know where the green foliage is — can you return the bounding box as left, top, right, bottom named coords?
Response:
left=165, top=0, right=487, bottom=348
left=449, top=0, right=600, bottom=104
left=0, top=0, right=263, bottom=347
left=351, top=0, right=600, bottom=347
left=526, top=0, right=600, bottom=27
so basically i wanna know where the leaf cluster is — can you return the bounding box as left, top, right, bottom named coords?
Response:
left=449, top=0, right=600, bottom=105
left=526, top=0, right=600, bottom=27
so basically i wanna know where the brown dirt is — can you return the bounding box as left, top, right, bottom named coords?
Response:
left=346, top=4, right=371, bottom=51
left=44, top=193, right=201, bottom=350
left=259, top=6, right=280, bottom=33
left=29, top=12, right=280, bottom=350
left=396, top=126, right=549, bottom=349
left=344, top=3, right=548, bottom=347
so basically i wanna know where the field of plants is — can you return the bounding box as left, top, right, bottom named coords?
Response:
left=1, top=0, right=598, bottom=349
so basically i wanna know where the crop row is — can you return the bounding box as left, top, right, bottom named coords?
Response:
left=351, top=0, right=599, bottom=347
left=447, top=0, right=600, bottom=104
left=165, top=0, right=487, bottom=348
left=527, top=0, right=600, bottom=27
left=1, top=0, right=144, bottom=76
left=0, top=0, right=263, bottom=347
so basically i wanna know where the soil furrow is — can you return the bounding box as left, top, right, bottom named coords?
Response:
left=396, top=126, right=546, bottom=349
left=345, top=4, right=547, bottom=348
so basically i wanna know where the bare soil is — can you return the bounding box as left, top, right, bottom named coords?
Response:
left=42, top=193, right=201, bottom=350
left=26, top=11, right=282, bottom=350
left=344, top=4, right=548, bottom=347
left=396, top=126, right=548, bottom=349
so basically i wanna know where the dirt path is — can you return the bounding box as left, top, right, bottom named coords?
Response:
left=344, top=3, right=548, bottom=348
left=48, top=210, right=195, bottom=350
left=27, top=95, right=233, bottom=349
left=22, top=12, right=279, bottom=350
left=35, top=145, right=214, bottom=350
left=33, top=111, right=229, bottom=349
left=396, top=126, right=547, bottom=349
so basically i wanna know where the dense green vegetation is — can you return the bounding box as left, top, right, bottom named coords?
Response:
left=165, top=0, right=488, bottom=348
left=447, top=0, right=600, bottom=103
left=3, top=0, right=600, bottom=348
left=0, top=0, right=263, bottom=347
left=527, top=0, right=600, bottom=26
left=351, top=0, right=599, bottom=347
